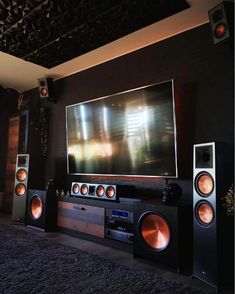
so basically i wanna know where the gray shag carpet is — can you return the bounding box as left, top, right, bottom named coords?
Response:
left=0, top=224, right=209, bottom=294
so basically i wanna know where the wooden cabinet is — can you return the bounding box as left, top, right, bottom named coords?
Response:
left=57, top=201, right=105, bottom=238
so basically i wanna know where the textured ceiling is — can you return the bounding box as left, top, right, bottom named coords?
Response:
left=0, top=0, right=190, bottom=68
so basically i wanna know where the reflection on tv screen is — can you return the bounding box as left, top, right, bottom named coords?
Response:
left=66, top=80, right=177, bottom=177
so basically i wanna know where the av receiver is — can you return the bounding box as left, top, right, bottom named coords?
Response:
left=105, top=208, right=134, bottom=244
left=71, top=182, right=117, bottom=201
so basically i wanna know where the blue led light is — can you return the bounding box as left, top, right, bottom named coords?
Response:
left=121, top=212, right=128, bottom=217
left=112, top=210, right=119, bottom=216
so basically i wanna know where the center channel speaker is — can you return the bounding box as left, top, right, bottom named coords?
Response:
left=193, top=142, right=234, bottom=289
left=12, top=154, right=30, bottom=224
left=70, top=182, right=135, bottom=201
left=26, top=188, right=57, bottom=231
left=133, top=200, right=192, bottom=271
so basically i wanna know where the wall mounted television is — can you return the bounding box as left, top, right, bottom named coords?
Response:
left=66, top=79, right=178, bottom=178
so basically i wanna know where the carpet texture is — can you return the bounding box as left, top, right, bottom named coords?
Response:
left=0, top=224, right=209, bottom=294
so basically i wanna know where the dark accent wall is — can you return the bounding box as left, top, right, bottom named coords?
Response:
left=24, top=23, right=234, bottom=203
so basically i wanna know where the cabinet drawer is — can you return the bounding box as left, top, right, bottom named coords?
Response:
left=57, top=201, right=104, bottom=237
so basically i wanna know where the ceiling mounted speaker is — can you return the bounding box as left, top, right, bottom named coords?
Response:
left=38, top=78, right=56, bottom=103
left=208, top=1, right=234, bottom=46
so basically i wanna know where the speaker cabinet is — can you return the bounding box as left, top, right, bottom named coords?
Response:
left=26, top=189, right=57, bottom=231
left=193, top=142, right=234, bottom=289
left=12, top=154, right=30, bottom=223
left=133, top=200, right=192, bottom=271
left=38, top=78, right=55, bottom=102
left=208, top=1, right=234, bottom=45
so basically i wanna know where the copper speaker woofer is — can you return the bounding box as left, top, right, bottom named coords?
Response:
left=195, top=172, right=214, bottom=197
left=30, top=195, right=43, bottom=220
left=106, top=186, right=115, bottom=198
left=72, top=183, right=79, bottom=194
left=139, top=212, right=170, bottom=251
left=215, top=22, right=227, bottom=39
left=81, top=184, right=88, bottom=195
left=15, top=183, right=26, bottom=196
left=96, top=185, right=105, bottom=197
left=195, top=201, right=214, bottom=225
left=16, top=168, right=27, bottom=181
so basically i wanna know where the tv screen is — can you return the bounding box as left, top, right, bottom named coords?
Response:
left=66, top=80, right=178, bottom=177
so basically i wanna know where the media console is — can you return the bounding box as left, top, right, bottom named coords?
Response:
left=57, top=195, right=192, bottom=271
left=57, top=196, right=140, bottom=252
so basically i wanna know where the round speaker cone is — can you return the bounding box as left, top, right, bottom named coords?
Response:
left=16, top=168, right=27, bottom=181
left=140, top=213, right=170, bottom=251
left=215, top=23, right=227, bottom=39
left=195, top=172, right=214, bottom=196
left=40, top=87, right=48, bottom=96
left=196, top=202, right=214, bottom=225
left=81, top=184, right=88, bottom=195
left=15, top=183, right=26, bottom=196
left=72, top=183, right=79, bottom=194
left=30, top=195, right=43, bottom=220
left=96, top=185, right=105, bottom=197
left=106, top=186, right=115, bottom=198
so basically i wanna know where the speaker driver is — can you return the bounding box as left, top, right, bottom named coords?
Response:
left=96, top=185, right=105, bottom=197
left=81, top=184, right=88, bottom=195
left=16, top=168, right=27, bottom=181
left=195, top=172, right=214, bottom=197
left=215, top=22, right=227, bottom=39
left=139, top=212, right=170, bottom=251
left=30, top=195, right=43, bottom=220
left=196, top=201, right=214, bottom=225
left=15, top=183, right=26, bottom=196
left=72, top=183, right=79, bottom=194
left=106, top=186, right=115, bottom=198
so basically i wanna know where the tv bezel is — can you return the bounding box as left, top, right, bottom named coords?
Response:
left=66, top=79, right=178, bottom=178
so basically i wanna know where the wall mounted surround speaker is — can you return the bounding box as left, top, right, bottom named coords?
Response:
left=71, top=182, right=118, bottom=201
left=38, top=78, right=55, bottom=102
left=26, top=189, right=57, bottom=231
left=208, top=1, right=234, bottom=45
left=11, top=154, right=30, bottom=223
left=193, top=142, right=234, bottom=289
left=133, top=200, right=192, bottom=271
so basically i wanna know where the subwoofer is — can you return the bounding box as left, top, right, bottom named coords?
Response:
left=193, top=142, right=234, bottom=289
left=26, top=189, right=57, bottom=231
left=11, top=154, right=30, bottom=223
left=133, top=200, right=192, bottom=271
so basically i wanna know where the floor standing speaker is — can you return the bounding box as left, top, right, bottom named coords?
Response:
left=12, top=154, right=30, bottom=223
left=193, top=142, right=234, bottom=289
left=26, top=188, right=57, bottom=231
left=133, top=200, right=192, bottom=271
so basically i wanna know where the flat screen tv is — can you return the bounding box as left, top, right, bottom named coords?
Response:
left=66, top=79, right=178, bottom=178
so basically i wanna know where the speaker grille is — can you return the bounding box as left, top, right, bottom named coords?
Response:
left=139, top=212, right=170, bottom=251
left=30, top=195, right=43, bottom=220
left=195, top=172, right=214, bottom=197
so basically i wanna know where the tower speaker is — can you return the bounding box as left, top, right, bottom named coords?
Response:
left=133, top=200, right=192, bottom=271
left=38, top=78, right=55, bottom=102
left=208, top=1, right=234, bottom=45
left=193, top=142, right=234, bottom=289
left=12, top=154, right=30, bottom=223
left=26, top=187, right=57, bottom=231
